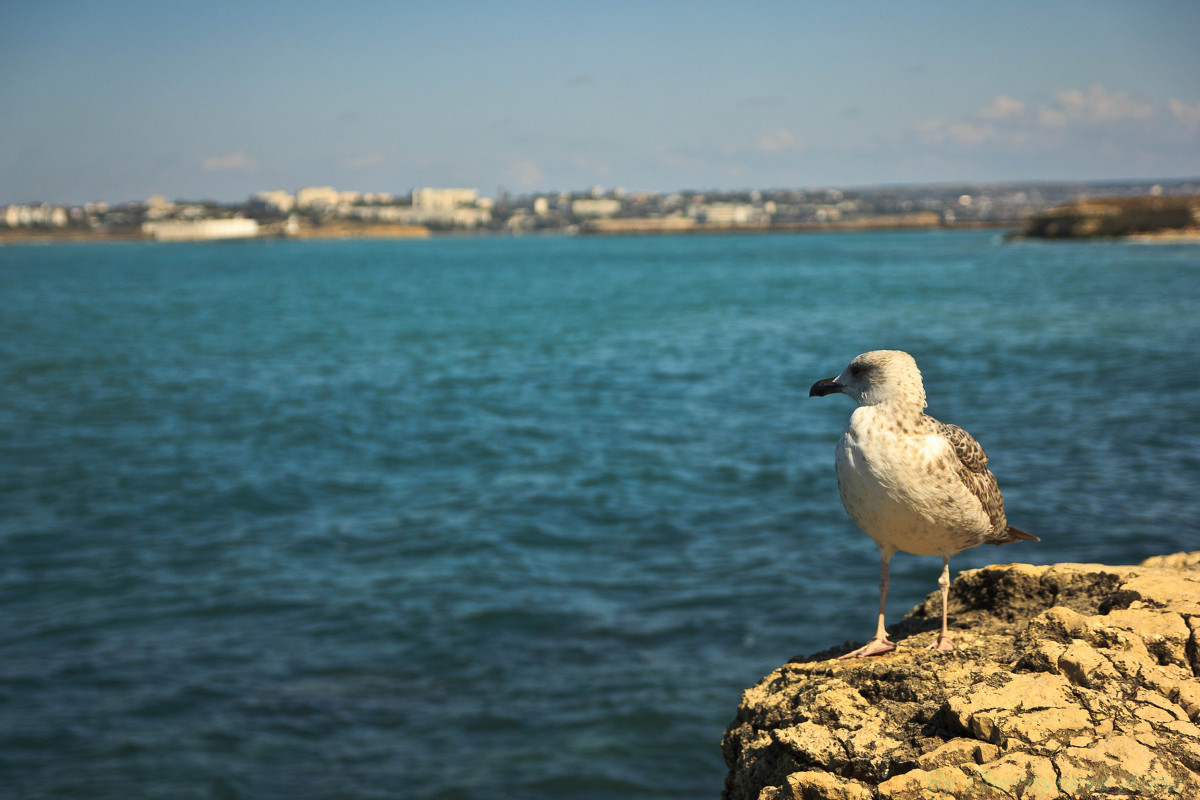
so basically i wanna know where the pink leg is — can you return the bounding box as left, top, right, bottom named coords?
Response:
left=926, top=556, right=955, bottom=652
left=839, top=549, right=897, bottom=659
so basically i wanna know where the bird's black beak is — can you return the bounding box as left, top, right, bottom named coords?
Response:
left=809, top=378, right=843, bottom=397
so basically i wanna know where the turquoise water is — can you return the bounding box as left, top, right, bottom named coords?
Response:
left=2, top=232, right=1198, bottom=798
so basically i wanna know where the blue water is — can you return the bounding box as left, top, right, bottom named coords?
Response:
left=1, top=232, right=1198, bottom=798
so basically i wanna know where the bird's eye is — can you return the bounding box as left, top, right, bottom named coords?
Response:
left=850, top=365, right=862, bottom=377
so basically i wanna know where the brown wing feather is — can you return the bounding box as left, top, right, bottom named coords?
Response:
left=935, top=420, right=990, bottom=473
left=928, top=418, right=1011, bottom=537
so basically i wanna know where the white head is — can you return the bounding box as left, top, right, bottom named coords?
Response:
left=809, top=350, right=927, bottom=410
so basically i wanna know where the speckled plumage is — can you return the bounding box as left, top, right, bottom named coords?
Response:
left=810, top=350, right=1037, bottom=658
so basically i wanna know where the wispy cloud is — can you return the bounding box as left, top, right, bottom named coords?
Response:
left=756, top=127, right=801, bottom=154
left=914, top=85, right=1192, bottom=149
left=202, top=151, right=257, bottom=172
left=977, top=95, right=1026, bottom=121
left=505, top=158, right=544, bottom=188
left=1038, top=85, right=1152, bottom=128
left=345, top=153, right=385, bottom=169
left=654, top=127, right=807, bottom=182
left=1167, top=98, right=1200, bottom=129
left=570, top=155, right=612, bottom=177
left=567, top=74, right=593, bottom=88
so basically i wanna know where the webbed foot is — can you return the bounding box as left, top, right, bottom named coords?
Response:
left=926, top=634, right=955, bottom=652
left=837, top=637, right=897, bottom=659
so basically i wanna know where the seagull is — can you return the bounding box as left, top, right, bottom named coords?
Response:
left=809, top=350, right=1038, bottom=658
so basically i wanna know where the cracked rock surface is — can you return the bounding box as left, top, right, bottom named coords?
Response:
left=722, top=553, right=1200, bottom=799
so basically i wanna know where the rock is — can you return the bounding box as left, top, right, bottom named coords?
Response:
left=782, top=771, right=875, bottom=800
left=1019, top=195, right=1200, bottom=238
left=722, top=553, right=1200, bottom=799
left=1139, top=552, right=1200, bottom=570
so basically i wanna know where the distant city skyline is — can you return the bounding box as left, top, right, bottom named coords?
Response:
left=3, top=0, right=1199, bottom=205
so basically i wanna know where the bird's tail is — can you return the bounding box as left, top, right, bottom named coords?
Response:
left=990, top=525, right=1040, bottom=544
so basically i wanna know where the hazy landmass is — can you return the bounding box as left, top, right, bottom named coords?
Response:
left=3, top=178, right=1197, bottom=243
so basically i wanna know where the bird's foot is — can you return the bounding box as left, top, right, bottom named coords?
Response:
left=926, top=634, right=955, bottom=652
left=837, top=637, right=897, bottom=659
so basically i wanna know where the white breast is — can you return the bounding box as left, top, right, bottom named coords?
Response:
left=834, top=407, right=987, bottom=557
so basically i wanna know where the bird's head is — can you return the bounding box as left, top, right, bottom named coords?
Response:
left=809, top=350, right=926, bottom=409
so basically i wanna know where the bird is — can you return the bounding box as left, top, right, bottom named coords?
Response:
left=809, top=350, right=1038, bottom=658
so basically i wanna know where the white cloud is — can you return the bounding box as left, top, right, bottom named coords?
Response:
left=1037, top=107, right=1069, bottom=129
left=655, top=147, right=690, bottom=170
left=756, top=127, right=800, bottom=154
left=505, top=158, right=544, bottom=188
left=345, top=153, right=385, bottom=169
left=915, top=85, right=1187, bottom=149
left=978, top=95, right=1026, bottom=121
left=1050, top=85, right=1153, bottom=125
left=1168, top=98, right=1200, bottom=128
left=913, top=117, right=949, bottom=144
left=1034, top=86, right=1152, bottom=130
left=202, top=151, right=257, bottom=172
left=570, top=155, right=612, bottom=176
left=947, top=121, right=994, bottom=145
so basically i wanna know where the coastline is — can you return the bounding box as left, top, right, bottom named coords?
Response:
left=6, top=219, right=1199, bottom=246
left=2, top=219, right=1015, bottom=245
left=0, top=222, right=430, bottom=246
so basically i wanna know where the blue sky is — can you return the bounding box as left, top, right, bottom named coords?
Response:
left=2, top=0, right=1198, bottom=203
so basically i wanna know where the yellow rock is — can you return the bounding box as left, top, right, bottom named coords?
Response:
left=782, top=771, right=874, bottom=800
left=723, top=554, right=1200, bottom=800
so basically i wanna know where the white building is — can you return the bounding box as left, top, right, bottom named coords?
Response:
left=571, top=198, right=621, bottom=218
left=250, top=190, right=296, bottom=214
left=412, top=188, right=479, bottom=211
left=295, top=186, right=341, bottom=209
left=3, top=204, right=68, bottom=227
left=697, top=203, right=768, bottom=226
left=345, top=202, right=491, bottom=229
left=142, top=218, right=260, bottom=241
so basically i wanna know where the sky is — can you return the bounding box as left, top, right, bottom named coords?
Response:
left=2, top=0, right=1198, bottom=204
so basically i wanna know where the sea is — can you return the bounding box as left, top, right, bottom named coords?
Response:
left=1, top=230, right=1198, bottom=799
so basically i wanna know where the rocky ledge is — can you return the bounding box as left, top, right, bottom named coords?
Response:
left=722, top=553, right=1200, bottom=799
left=1018, top=195, right=1200, bottom=239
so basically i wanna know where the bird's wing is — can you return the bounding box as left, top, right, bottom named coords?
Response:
left=933, top=419, right=989, bottom=473
left=929, top=418, right=1008, bottom=534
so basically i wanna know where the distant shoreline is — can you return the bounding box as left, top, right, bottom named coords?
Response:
left=0, top=222, right=431, bottom=246
left=1, top=219, right=1017, bottom=246
left=6, top=219, right=1199, bottom=246
left=578, top=218, right=1014, bottom=236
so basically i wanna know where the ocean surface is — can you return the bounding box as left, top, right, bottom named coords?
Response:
left=2, top=231, right=1198, bottom=798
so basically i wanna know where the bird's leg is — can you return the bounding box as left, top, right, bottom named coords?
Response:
left=839, top=549, right=897, bottom=659
left=927, top=556, right=955, bottom=651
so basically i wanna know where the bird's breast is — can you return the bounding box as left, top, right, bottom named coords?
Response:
left=834, top=411, right=985, bottom=556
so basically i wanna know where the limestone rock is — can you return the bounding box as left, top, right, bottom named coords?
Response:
left=723, top=553, right=1200, bottom=799
left=1020, top=195, right=1200, bottom=238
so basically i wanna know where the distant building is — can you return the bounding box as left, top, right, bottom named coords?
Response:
left=346, top=197, right=490, bottom=229
left=360, top=192, right=396, bottom=205
left=697, top=203, right=768, bottom=226
left=572, top=198, right=621, bottom=218
left=142, top=218, right=260, bottom=241
left=296, top=186, right=341, bottom=209
left=412, top=188, right=479, bottom=211
left=143, top=195, right=175, bottom=220
left=3, top=204, right=68, bottom=227
left=250, top=190, right=295, bottom=214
